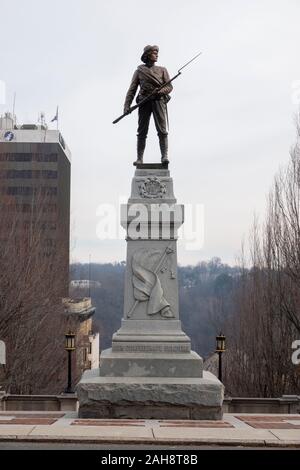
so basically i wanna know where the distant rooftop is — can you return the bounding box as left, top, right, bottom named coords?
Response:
left=0, top=112, right=71, bottom=161
left=62, top=297, right=95, bottom=320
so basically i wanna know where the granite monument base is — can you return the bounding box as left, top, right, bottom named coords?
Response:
left=99, top=349, right=203, bottom=378
left=76, top=164, right=224, bottom=419
left=77, top=369, right=224, bottom=420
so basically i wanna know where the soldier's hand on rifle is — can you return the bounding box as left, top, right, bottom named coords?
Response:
left=123, top=106, right=131, bottom=114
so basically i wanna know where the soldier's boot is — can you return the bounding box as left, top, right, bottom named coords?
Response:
left=159, top=134, right=169, bottom=165
left=133, top=136, right=146, bottom=166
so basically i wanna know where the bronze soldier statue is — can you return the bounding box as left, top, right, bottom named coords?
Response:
left=123, top=45, right=173, bottom=166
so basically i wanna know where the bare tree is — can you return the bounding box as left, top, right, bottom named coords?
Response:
left=0, top=193, right=69, bottom=393
left=222, top=123, right=300, bottom=397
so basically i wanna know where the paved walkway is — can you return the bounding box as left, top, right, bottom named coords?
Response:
left=0, top=411, right=300, bottom=447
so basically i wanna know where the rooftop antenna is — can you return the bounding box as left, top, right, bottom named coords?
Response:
left=12, top=92, right=16, bottom=124
left=40, top=111, right=45, bottom=127
left=38, top=111, right=47, bottom=142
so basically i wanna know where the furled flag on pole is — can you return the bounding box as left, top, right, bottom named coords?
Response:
left=51, top=106, right=58, bottom=122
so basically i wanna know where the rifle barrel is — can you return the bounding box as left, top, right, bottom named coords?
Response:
left=112, top=52, right=201, bottom=124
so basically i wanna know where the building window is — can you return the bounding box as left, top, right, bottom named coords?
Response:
left=0, top=170, right=57, bottom=179
left=6, top=186, right=33, bottom=196
left=83, top=347, right=88, bottom=363
left=41, top=170, right=58, bottom=179
left=2, top=186, right=58, bottom=196
left=5, top=170, right=33, bottom=178
left=0, top=153, right=32, bottom=162
left=41, top=187, right=57, bottom=196
left=36, top=153, right=58, bottom=162
left=0, top=153, right=58, bottom=162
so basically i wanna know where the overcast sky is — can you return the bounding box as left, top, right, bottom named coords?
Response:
left=1, top=0, right=300, bottom=266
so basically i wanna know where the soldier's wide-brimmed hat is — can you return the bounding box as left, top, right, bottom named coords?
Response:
left=141, top=45, right=159, bottom=63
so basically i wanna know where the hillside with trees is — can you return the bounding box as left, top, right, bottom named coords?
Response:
left=70, top=258, right=240, bottom=358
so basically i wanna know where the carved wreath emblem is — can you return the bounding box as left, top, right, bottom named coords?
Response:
left=138, top=177, right=167, bottom=199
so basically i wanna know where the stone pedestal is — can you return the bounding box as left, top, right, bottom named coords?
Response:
left=77, top=164, right=224, bottom=419
left=78, top=370, right=223, bottom=419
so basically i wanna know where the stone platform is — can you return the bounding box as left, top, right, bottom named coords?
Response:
left=77, top=369, right=223, bottom=419
left=1, top=410, right=300, bottom=448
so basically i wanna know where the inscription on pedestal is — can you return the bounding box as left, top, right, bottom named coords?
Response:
left=112, top=343, right=190, bottom=353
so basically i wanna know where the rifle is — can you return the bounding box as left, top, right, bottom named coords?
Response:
left=112, top=51, right=202, bottom=125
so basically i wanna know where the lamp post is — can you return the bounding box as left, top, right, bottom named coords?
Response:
left=64, top=331, right=75, bottom=393
left=215, top=332, right=226, bottom=382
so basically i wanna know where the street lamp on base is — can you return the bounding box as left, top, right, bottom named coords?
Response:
left=64, top=332, right=75, bottom=393
left=215, top=332, right=226, bottom=382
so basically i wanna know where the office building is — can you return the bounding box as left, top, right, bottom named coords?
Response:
left=0, top=112, right=71, bottom=295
